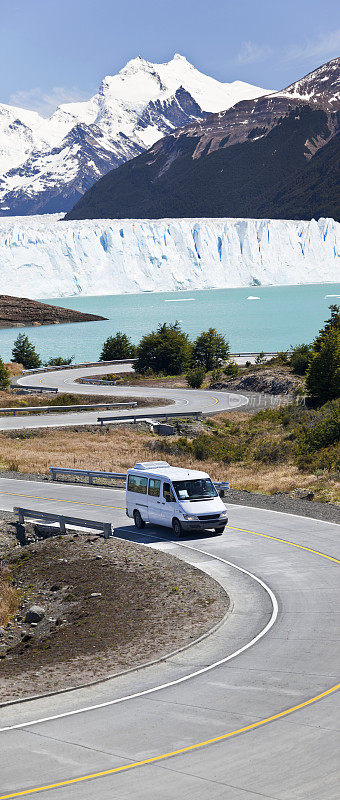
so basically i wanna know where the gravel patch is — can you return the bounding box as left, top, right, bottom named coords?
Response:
left=0, top=531, right=229, bottom=703
left=225, top=488, right=340, bottom=524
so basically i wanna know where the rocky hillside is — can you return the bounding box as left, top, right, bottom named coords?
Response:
left=0, top=295, right=106, bottom=327
left=65, top=58, right=340, bottom=222
left=0, top=55, right=271, bottom=216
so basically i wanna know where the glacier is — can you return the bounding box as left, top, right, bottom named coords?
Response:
left=0, top=214, right=338, bottom=299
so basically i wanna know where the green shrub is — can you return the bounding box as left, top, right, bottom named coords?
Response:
left=192, top=328, right=229, bottom=371
left=210, top=367, right=222, bottom=383
left=224, top=361, right=239, bottom=377
left=296, top=400, right=340, bottom=455
left=306, top=330, right=340, bottom=405
left=136, top=322, right=192, bottom=375
left=289, top=343, right=313, bottom=375
left=0, top=358, right=10, bottom=389
left=277, top=351, right=289, bottom=365
left=44, top=356, right=74, bottom=367
left=186, top=365, right=206, bottom=388
left=100, top=332, right=135, bottom=361
left=11, top=334, right=41, bottom=369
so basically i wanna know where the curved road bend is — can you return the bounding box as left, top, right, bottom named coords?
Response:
left=0, top=480, right=339, bottom=799
left=0, top=364, right=249, bottom=431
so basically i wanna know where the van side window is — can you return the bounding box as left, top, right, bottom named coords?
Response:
left=163, top=482, right=175, bottom=502
left=127, top=475, right=147, bottom=494
left=148, top=479, right=161, bottom=497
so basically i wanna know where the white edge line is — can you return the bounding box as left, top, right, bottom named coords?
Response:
left=0, top=537, right=278, bottom=733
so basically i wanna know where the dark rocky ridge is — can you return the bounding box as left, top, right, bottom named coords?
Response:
left=0, top=295, right=107, bottom=328
left=65, top=57, right=340, bottom=222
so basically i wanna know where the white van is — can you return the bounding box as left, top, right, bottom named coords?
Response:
left=126, top=461, right=228, bottom=537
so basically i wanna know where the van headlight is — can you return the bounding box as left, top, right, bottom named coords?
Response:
left=182, top=514, right=198, bottom=521
left=219, top=511, right=228, bottom=518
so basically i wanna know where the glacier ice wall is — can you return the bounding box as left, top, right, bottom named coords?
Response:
left=0, top=214, right=338, bottom=299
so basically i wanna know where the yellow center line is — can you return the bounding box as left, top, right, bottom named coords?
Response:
left=228, top=525, right=340, bottom=564
left=0, top=501, right=339, bottom=798
left=0, top=490, right=124, bottom=512
left=1, top=682, right=339, bottom=799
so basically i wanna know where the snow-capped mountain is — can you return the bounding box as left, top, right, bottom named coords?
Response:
left=67, top=57, right=339, bottom=222
left=0, top=214, right=338, bottom=299
left=0, top=55, right=273, bottom=216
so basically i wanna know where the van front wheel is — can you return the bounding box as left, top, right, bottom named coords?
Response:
left=134, top=510, right=145, bottom=530
left=172, top=518, right=182, bottom=538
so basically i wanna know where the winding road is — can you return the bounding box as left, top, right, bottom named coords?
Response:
left=0, top=363, right=248, bottom=431
left=0, top=365, right=339, bottom=798
left=0, top=482, right=339, bottom=799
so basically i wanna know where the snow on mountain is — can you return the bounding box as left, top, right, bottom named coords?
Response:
left=0, top=55, right=273, bottom=216
left=271, top=57, right=340, bottom=110
left=0, top=214, right=338, bottom=299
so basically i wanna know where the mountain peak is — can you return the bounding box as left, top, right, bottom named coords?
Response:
left=0, top=55, right=273, bottom=216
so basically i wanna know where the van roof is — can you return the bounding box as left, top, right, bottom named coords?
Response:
left=128, top=461, right=209, bottom=481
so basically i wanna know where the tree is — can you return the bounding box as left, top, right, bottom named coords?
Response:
left=100, top=332, right=135, bottom=361
left=44, top=356, right=74, bottom=367
left=289, top=343, right=313, bottom=375
left=306, top=329, right=340, bottom=405
left=186, top=365, right=205, bottom=388
left=0, top=357, right=10, bottom=389
left=192, top=328, right=229, bottom=371
left=11, top=334, right=41, bottom=369
left=315, top=304, right=340, bottom=345
left=135, top=322, right=192, bottom=375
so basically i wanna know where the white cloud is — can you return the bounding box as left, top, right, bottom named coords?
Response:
left=235, top=41, right=273, bottom=65
left=8, top=86, right=90, bottom=117
left=283, top=29, right=340, bottom=64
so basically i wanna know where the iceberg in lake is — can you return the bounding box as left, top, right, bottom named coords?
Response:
left=0, top=214, right=338, bottom=299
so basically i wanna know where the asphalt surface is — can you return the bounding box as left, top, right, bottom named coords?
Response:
left=0, top=364, right=248, bottom=431
left=0, top=478, right=339, bottom=799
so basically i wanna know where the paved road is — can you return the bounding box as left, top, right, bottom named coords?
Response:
left=0, top=364, right=248, bottom=431
left=0, top=478, right=339, bottom=799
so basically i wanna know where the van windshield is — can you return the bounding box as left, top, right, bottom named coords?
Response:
left=172, top=478, right=218, bottom=502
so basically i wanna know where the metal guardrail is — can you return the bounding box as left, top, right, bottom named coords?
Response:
left=10, top=382, right=59, bottom=394
left=230, top=352, right=277, bottom=357
left=48, top=467, right=231, bottom=493
left=13, top=386, right=59, bottom=394
left=14, top=507, right=113, bottom=539
left=0, top=401, right=137, bottom=417
left=214, top=481, right=231, bottom=497
left=77, top=379, right=117, bottom=385
left=49, top=467, right=127, bottom=484
left=21, top=358, right=137, bottom=375
left=97, top=411, right=202, bottom=426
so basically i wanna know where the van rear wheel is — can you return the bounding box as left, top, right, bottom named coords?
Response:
left=134, top=510, right=145, bottom=530
left=172, top=518, right=182, bottom=538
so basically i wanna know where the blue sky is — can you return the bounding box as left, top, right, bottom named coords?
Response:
left=2, top=0, right=339, bottom=116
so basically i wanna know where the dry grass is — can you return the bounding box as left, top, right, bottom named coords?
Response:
left=6, top=362, right=22, bottom=377
left=0, top=423, right=338, bottom=502
left=0, top=569, right=18, bottom=626
left=0, top=427, right=154, bottom=474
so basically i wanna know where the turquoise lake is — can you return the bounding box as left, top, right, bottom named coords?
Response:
left=1, top=283, right=340, bottom=362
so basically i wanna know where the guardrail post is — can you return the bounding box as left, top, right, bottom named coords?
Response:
left=59, top=518, right=66, bottom=534
left=18, top=510, right=24, bottom=524
left=103, top=523, right=111, bottom=539
left=89, top=473, right=93, bottom=485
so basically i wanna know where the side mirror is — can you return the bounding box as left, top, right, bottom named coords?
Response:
left=219, top=489, right=225, bottom=498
